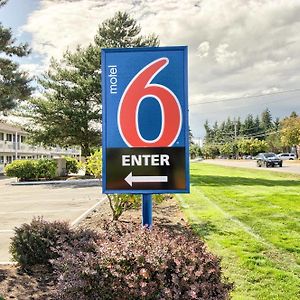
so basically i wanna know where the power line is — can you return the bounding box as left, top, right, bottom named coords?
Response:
left=190, top=88, right=300, bottom=106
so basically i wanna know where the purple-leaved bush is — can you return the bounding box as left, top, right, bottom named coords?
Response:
left=53, top=222, right=233, bottom=300
left=9, top=217, right=99, bottom=270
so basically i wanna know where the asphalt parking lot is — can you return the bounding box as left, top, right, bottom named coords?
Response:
left=0, top=178, right=104, bottom=263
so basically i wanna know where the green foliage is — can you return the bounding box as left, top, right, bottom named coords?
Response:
left=5, top=160, right=37, bottom=181
left=237, top=138, right=268, bottom=155
left=280, top=115, right=300, bottom=147
left=107, top=194, right=141, bottom=220
left=25, top=12, right=158, bottom=156
left=54, top=222, right=233, bottom=300
left=107, top=194, right=170, bottom=221
left=202, top=143, right=220, bottom=158
left=265, top=132, right=283, bottom=153
left=152, top=193, right=171, bottom=204
left=204, top=109, right=279, bottom=146
left=10, top=217, right=71, bottom=268
left=260, top=108, right=273, bottom=130
left=4, top=159, right=57, bottom=181
left=86, top=149, right=102, bottom=178
left=0, top=1, right=31, bottom=112
left=190, top=144, right=202, bottom=158
left=219, top=142, right=238, bottom=157
left=65, top=157, right=79, bottom=174
left=35, top=159, right=57, bottom=179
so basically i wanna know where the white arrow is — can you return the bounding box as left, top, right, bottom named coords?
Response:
left=124, top=172, right=168, bottom=186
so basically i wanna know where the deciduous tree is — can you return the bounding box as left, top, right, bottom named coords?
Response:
left=280, top=115, right=300, bottom=148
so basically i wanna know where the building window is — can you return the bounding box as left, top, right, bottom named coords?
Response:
left=0, top=156, right=4, bottom=163
left=0, top=132, right=4, bottom=141
left=6, top=134, right=12, bottom=142
left=21, top=135, right=26, bottom=143
left=6, top=156, right=12, bottom=163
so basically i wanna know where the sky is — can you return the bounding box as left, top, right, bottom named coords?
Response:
left=1, top=0, right=300, bottom=139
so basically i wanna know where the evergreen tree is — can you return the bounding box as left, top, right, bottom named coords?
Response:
left=189, top=128, right=195, bottom=146
left=0, top=0, right=31, bottom=112
left=204, top=120, right=213, bottom=142
left=236, top=117, right=242, bottom=137
left=290, top=111, right=298, bottom=118
left=241, top=114, right=256, bottom=136
left=254, top=115, right=261, bottom=131
left=25, top=12, right=158, bottom=156
left=274, top=117, right=280, bottom=131
left=260, top=108, right=273, bottom=131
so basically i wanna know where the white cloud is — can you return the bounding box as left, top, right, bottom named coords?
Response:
left=19, top=63, right=45, bottom=78
left=215, top=43, right=237, bottom=67
left=22, top=0, right=300, bottom=136
left=197, top=41, right=210, bottom=58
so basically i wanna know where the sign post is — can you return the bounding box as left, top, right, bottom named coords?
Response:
left=102, top=46, right=189, bottom=227
left=142, top=194, right=152, bottom=227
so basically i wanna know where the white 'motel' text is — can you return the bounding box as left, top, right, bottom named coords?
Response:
left=108, top=65, right=117, bottom=94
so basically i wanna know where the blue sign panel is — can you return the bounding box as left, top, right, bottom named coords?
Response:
left=102, top=46, right=189, bottom=194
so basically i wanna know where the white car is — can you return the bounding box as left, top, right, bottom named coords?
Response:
left=277, top=153, right=296, bottom=160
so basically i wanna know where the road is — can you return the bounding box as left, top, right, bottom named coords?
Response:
left=0, top=178, right=104, bottom=263
left=201, top=159, right=300, bottom=174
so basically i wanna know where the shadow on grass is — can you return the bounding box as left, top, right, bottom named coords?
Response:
left=190, top=221, right=220, bottom=239
left=191, top=175, right=300, bottom=187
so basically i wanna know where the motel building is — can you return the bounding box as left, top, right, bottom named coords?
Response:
left=0, top=121, right=81, bottom=174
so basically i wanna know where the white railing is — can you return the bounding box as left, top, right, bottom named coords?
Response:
left=0, top=141, right=80, bottom=156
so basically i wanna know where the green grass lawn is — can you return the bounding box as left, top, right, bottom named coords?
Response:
left=178, top=163, right=300, bottom=300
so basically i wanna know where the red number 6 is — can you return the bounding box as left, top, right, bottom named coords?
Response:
left=118, top=58, right=182, bottom=147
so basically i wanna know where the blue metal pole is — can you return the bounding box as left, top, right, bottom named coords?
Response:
left=142, top=194, right=152, bottom=227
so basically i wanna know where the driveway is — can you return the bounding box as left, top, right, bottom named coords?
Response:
left=201, top=159, right=300, bottom=174
left=0, top=178, right=104, bottom=263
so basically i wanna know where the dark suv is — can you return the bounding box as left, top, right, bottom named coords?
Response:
left=256, top=153, right=282, bottom=168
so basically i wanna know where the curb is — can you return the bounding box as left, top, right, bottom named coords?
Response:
left=11, top=178, right=101, bottom=186
left=71, top=196, right=107, bottom=227
left=0, top=261, right=17, bottom=266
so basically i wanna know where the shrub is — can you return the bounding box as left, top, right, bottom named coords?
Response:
left=65, top=157, right=79, bottom=174
left=107, top=194, right=169, bottom=221
left=53, top=223, right=233, bottom=300
left=5, top=159, right=57, bottom=181
left=5, top=159, right=37, bottom=181
left=10, top=217, right=71, bottom=269
left=107, top=194, right=141, bottom=220
left=35, top=159, right=57, bottom=179
left=86, top=149, right=102, bottom=178
left=10, top=217, right=100, bottom=270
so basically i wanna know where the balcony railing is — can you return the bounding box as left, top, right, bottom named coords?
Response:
left=0, top=141, right=80, bottom=156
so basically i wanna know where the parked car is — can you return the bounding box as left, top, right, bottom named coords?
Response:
left=277, top=153, right=296, bottom=160
left=256, top=153, right=282, bottom=168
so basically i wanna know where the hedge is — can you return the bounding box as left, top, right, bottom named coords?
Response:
left=5, top=159, right=57, bottom=181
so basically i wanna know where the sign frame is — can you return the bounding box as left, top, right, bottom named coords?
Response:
left=102, top=46, right=189, bottom=194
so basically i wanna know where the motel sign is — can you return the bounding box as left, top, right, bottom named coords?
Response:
left=102, top=46, right=189, bottom=194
